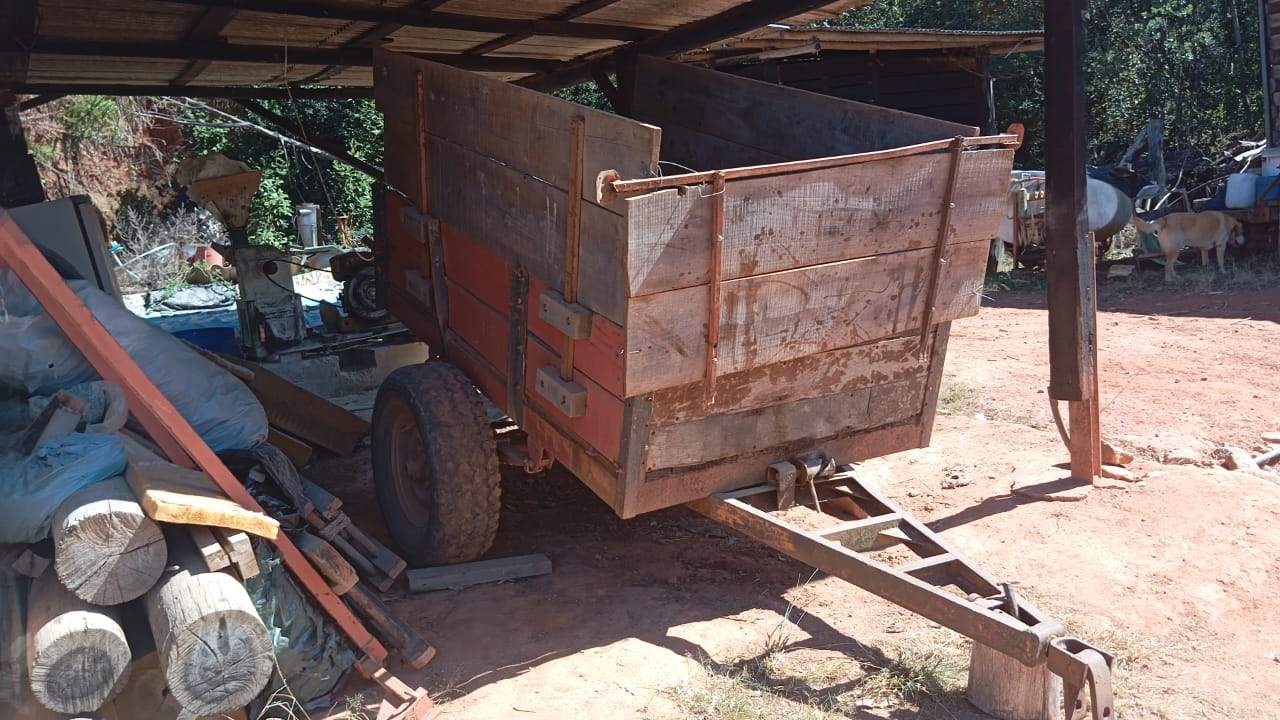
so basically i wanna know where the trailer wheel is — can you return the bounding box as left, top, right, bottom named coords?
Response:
left=372, top=362, right=500, bottom=565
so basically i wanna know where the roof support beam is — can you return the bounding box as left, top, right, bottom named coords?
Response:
left=520, top=0, right=862, bottom=92
left=157, top=0, right=655, bottom=41
left=172, top=7, right=238, bottom=86
left=12, top=83, right=372, bottom=100
left=10, top=39, right=556, bottom=74
left=464, top=0, right=628, bottom=57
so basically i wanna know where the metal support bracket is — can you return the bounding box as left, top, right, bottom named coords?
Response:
left=1048, top=637, right=1115, bottom=720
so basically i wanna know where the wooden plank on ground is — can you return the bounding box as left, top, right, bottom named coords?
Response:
left=649, top=333, right=934, bottom=425
left=407, top=554, right=553, bottom=592
left=630, top=55, right=978, bottom=163
left=120, top=434, right=280, bottom=540
left=267, top=427, right=313, bottom=468
left=622, top=148, right=1013, bottom=296
left=373, top=47, right=661, bottom=213
left=645, top=378, right=925, bottom=470
left=623, top=239, right=988, bottom=396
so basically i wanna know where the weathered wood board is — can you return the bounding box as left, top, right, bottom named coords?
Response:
left=630, top=55, right=979, bottom=166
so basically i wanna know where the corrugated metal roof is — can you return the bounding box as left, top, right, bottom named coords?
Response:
left=0, top=0, right=877, bottom=94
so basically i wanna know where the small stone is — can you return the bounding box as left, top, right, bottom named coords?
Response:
left=1100, top=439, right=1134, bottom=466
left=1262, top=431, right=1280, bottom=443
left=1222, top=447, right=1258, bottom=472
left=941, top=475, right=972, bottom=490
left=1100, top=465, right=1137, bottom=482
left=1163, top=449, right=1201, bottom=466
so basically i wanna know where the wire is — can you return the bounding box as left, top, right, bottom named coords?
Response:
left=260, top=268, right=331, bottom=305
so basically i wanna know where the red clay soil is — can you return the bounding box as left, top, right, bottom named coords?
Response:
left=315, top=283, right=1280, bottom=720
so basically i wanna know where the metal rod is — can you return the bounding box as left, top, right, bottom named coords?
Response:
left=917, top=136, right=967, bottom=356
left=560, top=115, right=587, bottom=382
left=600, top=133, right=1019, bottom=202
left=703, top=171, right=726, bottom=404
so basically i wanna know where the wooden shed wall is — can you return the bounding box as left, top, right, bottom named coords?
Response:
left=726, top=50, right=995, bottom=132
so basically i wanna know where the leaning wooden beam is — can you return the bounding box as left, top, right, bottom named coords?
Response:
left=144, top=531, right=272, bottom=717
left=26, top=571, right=132, bottom=714
left=234, top=100, right=384, bottom=181
left=50, top=476, right=168, bottom=606
left=0, top=212, right=391, bottom=670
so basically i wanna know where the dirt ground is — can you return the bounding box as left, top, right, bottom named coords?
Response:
left=314, top=277, right=1280, bottom=720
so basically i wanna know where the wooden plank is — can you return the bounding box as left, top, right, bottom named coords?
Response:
left=120, top=433, right=281, bottom=540
left=649, top=333, right=933, bottom=425
left=189, top=526, right=231, bottom=572
left=267, top=427, right=313, bottom=467
left=645, top=378, right=924, bottom=470
left=423, top=135, right=629, bottom=323
left=623, top=148, right=1012, bottom=297
left=625, top=421, right=922, bottom=517
left=406, top=553, right=552, bottom=592
left=630, top=55, right=978, bottom=163
left=344, top=583, right=436, bottom=669
left=918, top=322, right=951, bottom=447
left=819, top=513, right=903, bottom=550
left=217, top=355, right=371, bottom=456
left=374, top=48, right=661, bottom=212
left=623, top=238, right=989, bottom=396
left=650, top=121, right=789, bottom=173
left=295, top=532, right=357, bottom=595
left=213, top=529, right=260, bottom=580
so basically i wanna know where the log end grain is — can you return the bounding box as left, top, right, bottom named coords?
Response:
left=145, top=564, right=273, bottom=716
left=52, top=477, right=167, bottom=606
left=27, top=573, right=132, bottom=714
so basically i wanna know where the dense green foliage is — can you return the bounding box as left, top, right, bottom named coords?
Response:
left=182, top=99, right=383, bottom=246
left=829, top=0, right=1261, bottom=167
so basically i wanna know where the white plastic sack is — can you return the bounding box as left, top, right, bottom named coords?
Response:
left=0, top=433, right=127, bottom=544
left=0, top=270, right=268, bottom=451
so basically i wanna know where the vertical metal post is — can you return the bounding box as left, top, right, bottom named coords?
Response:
left=1045, top=0, right=1101, bottom=481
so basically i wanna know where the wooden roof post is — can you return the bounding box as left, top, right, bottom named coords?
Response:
left=1044, top=0, right=1101, bottom=485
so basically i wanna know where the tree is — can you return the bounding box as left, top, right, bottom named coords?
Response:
left=822, top=0, right=1262, bottom=168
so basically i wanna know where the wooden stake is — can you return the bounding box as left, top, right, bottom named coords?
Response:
left=704, top=171, right=726, bottom=403
left=560, top=114, right=587, bottom=381
left=26, top=571, right=132, bottom=714
left=51, top=476, right=167, bottom=606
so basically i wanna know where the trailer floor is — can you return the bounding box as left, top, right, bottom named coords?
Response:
left=315, top=278, right=1280, bottom=720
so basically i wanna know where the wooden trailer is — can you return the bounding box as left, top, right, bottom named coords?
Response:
left=373, top=46, right=1012, bottom=528
left=366, top=49, right=1114, bottom=719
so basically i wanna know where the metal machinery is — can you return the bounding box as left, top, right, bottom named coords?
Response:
left=177, top=153, right=396, bottom=362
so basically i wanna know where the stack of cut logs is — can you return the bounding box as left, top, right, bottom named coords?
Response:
left=2, top=427, right=277, bottom=720
left=1, top=363, right=430, bottom=719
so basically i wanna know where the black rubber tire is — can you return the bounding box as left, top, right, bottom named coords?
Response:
left=372, top=362, right=500, bottom=565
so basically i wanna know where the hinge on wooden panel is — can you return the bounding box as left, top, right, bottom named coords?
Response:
left=538, top=289, right=592, bottom=339
left=534, top=365, right=587, bottom=417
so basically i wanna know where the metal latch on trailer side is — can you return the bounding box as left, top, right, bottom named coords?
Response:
left=538, top=290, right=592, bottom=339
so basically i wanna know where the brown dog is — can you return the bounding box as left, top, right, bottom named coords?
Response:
left=1132, top=210, right=1244, bottom=280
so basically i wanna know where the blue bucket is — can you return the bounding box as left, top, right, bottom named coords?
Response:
left=173, top=326, right=242, bottom=357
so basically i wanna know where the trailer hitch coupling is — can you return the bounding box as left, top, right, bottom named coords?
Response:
left=1048, top=637, right=1114, bottom=720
